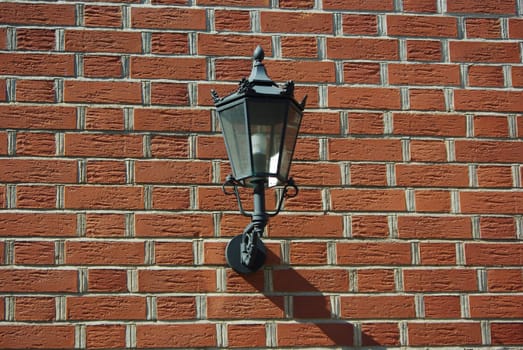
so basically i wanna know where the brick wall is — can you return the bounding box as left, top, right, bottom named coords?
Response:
left=1, top=0, right=522, bottom=348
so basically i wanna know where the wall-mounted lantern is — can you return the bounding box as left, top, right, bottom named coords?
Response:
left=212, top=46, right=306, bottom=274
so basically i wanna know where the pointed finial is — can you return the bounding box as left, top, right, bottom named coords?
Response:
left=253, top=45, right=264, bottom=63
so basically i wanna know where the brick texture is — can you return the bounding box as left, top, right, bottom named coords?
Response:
left=0, top=1, right=522, bottom=349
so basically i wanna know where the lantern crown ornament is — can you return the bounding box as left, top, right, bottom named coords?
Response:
left=212, top=46, right=306, bottom=274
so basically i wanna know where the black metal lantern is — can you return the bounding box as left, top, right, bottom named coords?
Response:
left=212, top=46, right=306, bottom=274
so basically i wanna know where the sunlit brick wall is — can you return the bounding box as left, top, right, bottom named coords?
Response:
left=1, top=0, right=522, bottom=348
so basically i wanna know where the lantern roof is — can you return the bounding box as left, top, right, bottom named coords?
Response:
left=212, top=46, right=307, bottom=110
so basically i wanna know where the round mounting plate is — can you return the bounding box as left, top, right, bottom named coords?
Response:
left=225, top=234, right=266, bottom=274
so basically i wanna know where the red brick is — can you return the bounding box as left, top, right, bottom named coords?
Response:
left=409, top=89, right=446, bottom=111
left=196, top=0, right=269, bottom=5
left=465, top=243, right=523, bottom=266
left=88, top=269, right=128, bottom=292
left=85, top=108, right=125, bottom=130
left=284, top=188, right=323, bottom=211
left=265, top=60, right=336, bottom=83
left=0, top=29, right=5, bottom=50
left=424, top=295, right=461, bottom=318
left=225, top=268, right=265, bottom=292
left=450, top=41, right=520, bottom=63
left=277, top=323, right=354, bottom=347
left=480, top=217, right=517, bottom=240
left=136, top=324, right=216, bottom=348
left=0, top=213, right=76, bottom=237
left=403, top=269, right=477, bottom=292
left=208, top=296, right=284, bottom=319
left=474, top=115, right=509, bottom=137
left=389, top=64, right=460, bottom=86
left=398, top=216, right=471, bottom=239
left=194, top=134, right=224, bottom=156
left=329, top=86, right=401, bottom=109
left=198, top=34, right=272, bottom=57
left=344, top=62, right=381, bottom=84
left=155, top=241, right=193, bottom=265
left=342, top=14, right=378, bottom=35
left=260, top=11, right=333, bottom=34
left=447, top=0, right=516, bottom=14
left=361, top=323, right=400, bottom=346
left=509, top=18, right=523, bottom=39
left=131, top=57, right=206, bottom=80
left=357, top=269, right=395, bottom=292
left=456, top=89, right=523, bottom=112
left=86, top=160, right=126, bottom=184
left=388, top=15, right=457, bottom=37
left=0, top=326, right=75, bottom=349
left=0, top=3, right=75, bottom=25
left=268, top=215, right=343, bottom=238
left=395, top=113, right=466, bottom=136
left=329, top=138, right=402, bottom=161
left=0, top=269, right=77, bottom=292
left=64, top=186, right=144, bottom=210
left=477, top=165, right=513, bottom=188
left=291, top=162, right=342, bottom=186
left=513, top=66, right=523, bottom=87
left=152, top=187, right=191, bottom=210
left=279, top=0, right=315, bottom=8
left=15, top=297, right=55, bottom=321
left=16, top=80, right=55, bottom=103
left=403, top=0, right=437, bottom=12
left=293, top=296, right=331, bottom=318
left=134, top=108, right=211, bottom=132
left=135, top=160, right=212, bottom=184
left=348, top=112, right=384, bottom=134
left=0, top=159, right=77, bottom=183
left=470, top=295, right=523, bottom=318
left=323, top=0, right=393, bottom=11
left=407, top=40, right=442, bottom=61
left=273, top=269, right=349, bottom=292
left=331, top=189, right=406, bottom=212
left=228, top=324, right=266, bottom=348
left=351, top=215, right=389, bottom=238
left=16, top=28, right=55, bottom=51
left=281, top=36, right=318, bottom=58
left=327, top=38, right=399, bottom=60
left=350, top=163, right=387, bottom=186
left=86, top=325, right=126, bottom=349
left=150, top=82, right=189, bottom=106
left=138, top=269, right=216, bottom=292
left=65, top=30, right=141, bottom=53
left=460, top=191, right=523, bottom=214
left=67, top=296, right=146, bottom=320
left=16, top=185, right=56, bottom=209
left=488, top=269, right=523, bottom=292
left=135, top=213, right=213, bottom=238
left=414, top=190, right=451, bottom=212
left=491, top=323, right=523, bottom=345
left=0, top=53, right=74, bottom=77
left=14, top=241, right=55, bottom=265
left=215, top=9, right=250, bottom=32
left=157, top=296, right=196, bottom=320
left=64, top=80, right=142, bottom=104
left=337, top=242, right=411, bottom=266
left=150, top=136, right=189, bottom=159
left=455, top=140, right=523, bottom=162
left=66, top=241, right=145, bottom=265
left=396, top=164, right=469, bottom=187
left=468, top=65, right=504, bottom=87
left=408, top=322, right=482, bottom=346
left=419, top=242, right=457, bottom=265
left=214, top=58, right=251, bottom=81
left=86, top=213, right=126, bottom=238
left=84, top=5, right=122, bottom=27
left=15, top=132, right=55, bottom=156
left=151, top=33, right=189, bottom=55
left=132, top=7, right=206, bottom=30
left=84, top=55, right=122, bottom=78
left=65, top=133, right=142, bottom=157
left=466, top=18, right=501, bottom=38
left=341, top=295, right=415, bottom=318
left=290, top=242, right=328, bottom=265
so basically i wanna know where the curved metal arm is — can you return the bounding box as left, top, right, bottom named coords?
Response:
left=222, top=175, right=299, bottom=217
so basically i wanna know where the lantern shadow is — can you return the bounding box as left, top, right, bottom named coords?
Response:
left=229, top=248, right=392, bottom=349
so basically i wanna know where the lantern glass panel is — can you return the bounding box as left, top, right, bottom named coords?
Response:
left=246, top=98, right=288, bottom=186
left=218, top=101, right=251, bottom=180
left=279, top=104, right=302, bottom=182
